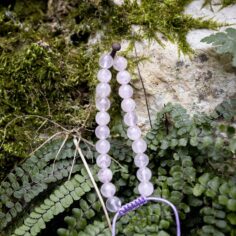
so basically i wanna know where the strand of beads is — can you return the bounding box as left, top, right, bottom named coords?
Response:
left=115, top=55, right=154, bottom=198
left=95, top=53, right=122, bottom=213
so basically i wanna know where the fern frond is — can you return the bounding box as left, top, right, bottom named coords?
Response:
left=11, top=173, right=92, bottom=236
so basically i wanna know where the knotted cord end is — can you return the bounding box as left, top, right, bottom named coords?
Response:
left=118, top=196, right=148, bottom=216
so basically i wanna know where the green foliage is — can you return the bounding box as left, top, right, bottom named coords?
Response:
left=0, top=0, right=222, bottom=178
left=12, top=173, right=92, bottom=236
left=201, top=28, right=236, bottom=67
left=0, top=103, right=235, bottom=235
left=70, top=0, right=220, bottom=53
left=37, top=102, right=235, bottom=236
left=0, top=138, right=96, bottom=235
left=57, top=193, right=103, bottom=235
left=204, top=0, right=236, bottom=8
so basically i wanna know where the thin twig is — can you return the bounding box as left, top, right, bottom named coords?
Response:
left=29, top=131, right=64, bottom=156
left=81, top=138, right=95, bottom=148
left=68, top=146, right=77, bottom=180
left=110, top=155, right=126, bottom=170
left=73, top=137, right=112, bottom=231
left=134, top=43, right=153, bottom=129
left=51, top=134, right=69, bottom=175
left=0, top=115, right=69, bottom=151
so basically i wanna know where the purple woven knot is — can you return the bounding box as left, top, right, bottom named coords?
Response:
left=118, top=196, right=148, bottom=216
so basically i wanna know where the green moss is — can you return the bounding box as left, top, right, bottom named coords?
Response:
left=0, top=0, right=223, bottom=179
left=204, top=0, right=236, bottom=7
left=68, top=0, right=221, bottom=53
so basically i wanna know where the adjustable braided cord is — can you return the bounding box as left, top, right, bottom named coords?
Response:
left=112, top=196, right=181, bottom=236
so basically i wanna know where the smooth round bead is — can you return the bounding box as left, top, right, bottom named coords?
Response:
left=95, top=112, right=110, bottom=125
left=134, top=154, right=149, bottom=168
left=101, top=182, right=116, bottom=198
left=119, top=84, right=133, bottom=99
left=96, top=97, right=111, bottom=111
left=99, top=54, right=113, bottom=69
left=96, top=83, right=111, bottom=98
left=96, top=154, right=111, bottom=168
left=117, top=71, right=131, bottom=84
left=113, top=56, right=127, bottom=71
left=106, top=196, right=122, bottom=212
left=95, top=140, right=110, bottom=154
left=95, top=125, right=110, bottom=139
left=121, top=98, right=136, bottom=112
left=138, top=182, right=154, bottom=197
left=137, top=167, right=152, bottom=182
left=97, top=69, right=112, bottom=83
left=124, top=112, right=138, bottom=126
left=97, top=168, right=113, bottom=183
left=132, top=138, right=147, bottom=153
left=127, top=126, right=141, bottom=140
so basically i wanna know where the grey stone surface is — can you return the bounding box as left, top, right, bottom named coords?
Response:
left=124, top=0, right=236, bottom=130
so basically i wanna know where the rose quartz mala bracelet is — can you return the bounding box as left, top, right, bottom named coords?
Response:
left=95, top=43, right=181, bottom=236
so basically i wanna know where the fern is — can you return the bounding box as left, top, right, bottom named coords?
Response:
left=1, top=103, right=236, bottom=235
left=11, top=172, right=92, bottom=236
left=0, top=138, right=96, bottom=234
left=0, top=141, right=76, bottom=230
left=57, top=193, right=102, bottom=235
left=201, top=28, right=236, bottom=67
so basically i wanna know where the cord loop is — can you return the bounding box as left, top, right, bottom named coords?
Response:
left=112, top=196, right=181, bottom=236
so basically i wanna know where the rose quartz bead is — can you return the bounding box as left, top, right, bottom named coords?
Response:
left=127, top=126, right=141, bottom=140
left=97, top=69, right=112, bottom=83
left=138, top=182, right=154, bottom=197
left=95, top=111, right=110, bottom=125
left=99, top=54, right=113, bottom=69
left=97, top=168, right=113, bottom=183
left=113, top=56, right=127, bottom=71
left=95, top=125, right=110, bottom=139
left=101, top=182, right=116, bottom=198
left=121, top=98, right=136, bottom=112
left=96, top=97, right=111, bottom=111
left=96, top=83, right=111, bottom=97
left=124, top=112, right=138, bottom=126
left=132, top=138, right=147, bottom=153
left=137, top=167, right=152, bottom=182
left=134, top=154, right=149, bottom=167
left=117, top=71, right=131, bottom=84
left=106, top=196, right=121, bottom=212
left=95, top=140, right=110, bottom=154
left=96, top=154, right=111, bottom=168
left=119, top=84, right=133, bottom=99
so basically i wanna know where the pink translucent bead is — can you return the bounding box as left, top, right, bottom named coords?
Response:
left=117, top=71, right=131, bottom=84
left=127, top=126, right=141, bottom=140
left=132, top=138, right=147, bottom=153
left=124, top=112, right=138, bottom=126
left=95, top=125, right=110, bottom=139
left=97, top=69, right=112, bottom=83
left=134, top=154, right=149, bottom=167
left=138, top=182, right=154, bottom=197
left=113, top=56, right=127, bottom=71
left=96, top=97, right=111, bottom=111
left=99, top=54, right=113, bottom=69
left=96, top=83, right=111, bottom=97
left=106, top=196, right=122, bottom=212
left=97, top=168, right=113, bottom=183
left=121, top=98, right=136, bottom=112
left=95, top=140, right=110, bottom=154
left=137, top=167, right=152, bottom=182
left=101, top=182, right=116, bottom=198
left=119, top=85, right=133, bottom=99
left=95, top=111, right=110, bottom=125
left=96, top=154, right=111, bottom=168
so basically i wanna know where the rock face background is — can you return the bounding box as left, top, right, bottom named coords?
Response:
left=129, top=0, right=236, bottom=130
